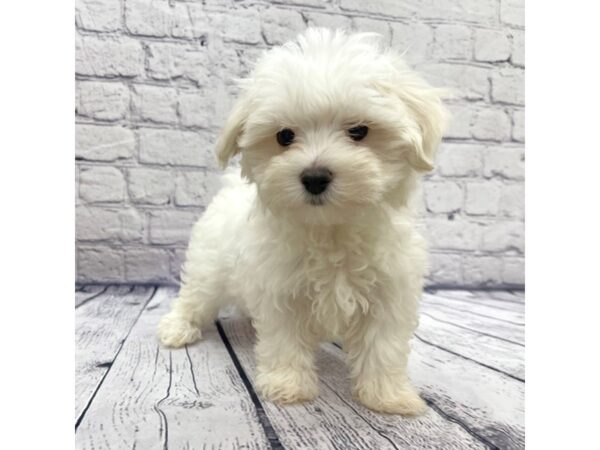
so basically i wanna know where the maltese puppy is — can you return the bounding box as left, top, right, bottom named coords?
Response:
left=158, top=28, right=447, bottom=415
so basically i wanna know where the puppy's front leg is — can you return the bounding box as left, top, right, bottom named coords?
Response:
left=345, top=301, right=426, bottom=415
left=254, top=308, right=319, bottom=404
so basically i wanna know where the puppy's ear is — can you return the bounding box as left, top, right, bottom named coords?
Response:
left=215, top=93, right=252, bottom=169
left=386, top=61, right=449, bottom=172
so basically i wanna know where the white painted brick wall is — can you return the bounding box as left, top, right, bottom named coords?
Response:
left=75, top=0, right=525, bottom=288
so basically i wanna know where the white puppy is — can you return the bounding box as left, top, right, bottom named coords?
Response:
left=157, top=28, right=447, bottom=415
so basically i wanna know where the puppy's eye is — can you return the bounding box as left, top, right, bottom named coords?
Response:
left=347, top=125, right=369, bottom=141
left=276, top=128, right=295, bottom=147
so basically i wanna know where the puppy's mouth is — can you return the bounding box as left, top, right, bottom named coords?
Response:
left=306, top=194, right=326, bottom=206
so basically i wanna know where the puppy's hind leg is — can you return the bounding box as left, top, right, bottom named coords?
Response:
left=157, top=277, right=222, bottom=348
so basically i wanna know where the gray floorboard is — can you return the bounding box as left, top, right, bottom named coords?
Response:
left=75, top=286, right=525, bottom=449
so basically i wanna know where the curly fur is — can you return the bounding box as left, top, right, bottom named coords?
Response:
left=157, top=28, right=448, bottom=415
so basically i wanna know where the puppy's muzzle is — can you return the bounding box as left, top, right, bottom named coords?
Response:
left=300, top=167, right=333, bottom=195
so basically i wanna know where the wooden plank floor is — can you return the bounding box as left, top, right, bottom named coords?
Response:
left=75, top=286, right=525, bottom=450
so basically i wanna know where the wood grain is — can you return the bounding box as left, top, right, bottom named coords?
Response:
left=75, top=285, right=152, bottom=420
left=220, top=316, right=489, bottom=450
left=416, top=314, right=525, bottom=381
left=75, top=285, right=108, bottom=308
left=408, top=337, right=525, bottom=449
left=428, top=289, right=524, bottom=302
left=75, top=288, right=270, bottom=450
left=75, top=287, right=525, bottom=449
left=420, top=302, right=524, bottom=346
left=422, top=293, right=525, bottom=325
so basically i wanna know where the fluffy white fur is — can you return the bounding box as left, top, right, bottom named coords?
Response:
left=157, top=28, right=448, bottom=415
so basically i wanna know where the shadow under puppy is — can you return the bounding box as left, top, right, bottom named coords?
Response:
left=158, top=28, right=448, bottom=415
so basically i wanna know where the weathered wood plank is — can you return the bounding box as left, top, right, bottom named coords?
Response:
left=427, top=289, right=525, bottom=309
left=420, top=302, right=524, bottom=346
left=446, top=293, right=525, bottom=314
left=427, top=290, right=525, bottom=314
left=75, top=288, right=269, bottom=450
left=422, top=293, right=525, bottom=325
left=407, top=337, right=525, bottom=449
left=75, top=285, right=108, bottom=308
left=75, top=285, right=153, bottom=420
left=220, top=316, right=489, bottom=450
left=416, top=314, right=525, bottom=381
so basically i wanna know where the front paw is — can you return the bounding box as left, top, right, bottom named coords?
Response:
left=255, top=367, right=319, bottom=404
left=354, top=377, right=427, bottom=416
left=157, top=311, right=201, bottom=348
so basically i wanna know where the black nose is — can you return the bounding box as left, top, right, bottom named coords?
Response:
left=300, top=167, right=333, bottom=195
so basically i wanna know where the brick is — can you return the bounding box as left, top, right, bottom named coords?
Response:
left=304, top=12, right=352, bottom=30
left=237, top=48, right=263, bottom=77
left=465, top=181, right=501, bottom=215
left=418, top=0, right=497, bottom=23
left=268, top=0, right=327, bottom=6
left=210, top=45, right=241, bottom=81
left=261, top=8, right=306, bottom=45
left=491, top=68, right=524, bottom=105
left=76, top=0, right=121, bottom=32
left=481, top=221, right=524, bottom=252
left=132, top=85, right=178, bottom=124
left=431, top=25, right=472, bottom=60
left=124, top=0, right=207, bottom=39
left=175, top=171, right=208, bottom=206
left=179, top=90, right=216, bottom=128
left=483, top=146, right=524, bottom=179
left=419, top=63, right=489, bottom=100
left=78, top=247, right=124, bottom=282
left=471, top=109, right=511, bottom=141
left=413, top=184, right=427, bottom=215
left=427, top=218, right=482, bottom=251
left=76, top=35, right=144, bottom=78
left=474, top=29, right=511, bottom=62
left=139, top=128, right=211, bottom=167
left=437, top=143, right=483, bottom=177
left=463, top=255, right=503, bottom=285
left=170, top=248, right=186, bottom=282
left=175, top=170, right=222, bottom=206
left=512, top=109, right=525, bottom=142
left=79, top=166, right=126, bottom=203
left=76, top=81, right=129, bottom=121
left=351, top=18, right=392, bottom=45
left=445, top=104, right=474, bottom=139
left=149, top=210, right=199, bottom=245
left=424, top=181, right=463, bottom=213
left=170, top=248, right=187, bottom=281
left=76, top=125, right=135, bottom=162
left=502, top=257, right=525, bottom=285
left=124, top=248, right=173, bottom=283
left=125, top=0, right=172, bottom=37
left=511, top=30, right=525, bottom=67
left=76, top=206, right=143, bottom=242
left=339, top=0, right=416, bottom=18
left=202, top=0, right=236, bottom=8
left=147, top=42, right=211, bottom=86
left=75, top=167, right=81, bottom=206
left=171, top=4, right=210, bottom=39
left=499, top=183, right=524, bottom=218
left=208, top=10, right=262, bottom=44
left=501, top=0, right=524, bottom=27
left=429, top=253, right=463, bottom=285
left=390, top=22, right=432, bottom=65
left=128, top=168, right=174, bottom=205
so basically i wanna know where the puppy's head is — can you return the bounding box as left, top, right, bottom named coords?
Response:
left=216, top=28, right=448, bottom=225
